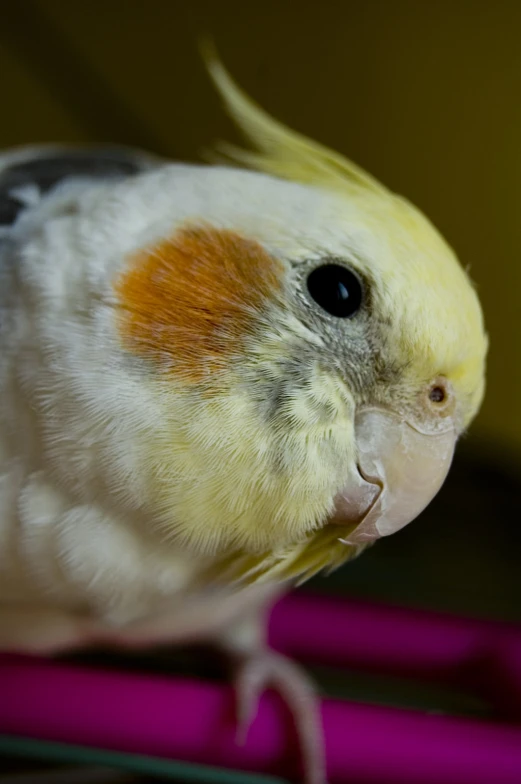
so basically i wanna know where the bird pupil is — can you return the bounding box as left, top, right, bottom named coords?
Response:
left=306, top=263, right=363, bottom=318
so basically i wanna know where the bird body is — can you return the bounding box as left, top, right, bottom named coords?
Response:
left=0, top=54, right=487, bottom=782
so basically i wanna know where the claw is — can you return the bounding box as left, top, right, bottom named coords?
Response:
left=234, top=649, right=327, bottom=784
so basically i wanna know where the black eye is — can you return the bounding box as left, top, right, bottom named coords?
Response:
left=306, top=263, right=363, bottom=318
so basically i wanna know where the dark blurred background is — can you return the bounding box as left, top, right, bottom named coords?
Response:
left=1, top=0, right=520, bottom=617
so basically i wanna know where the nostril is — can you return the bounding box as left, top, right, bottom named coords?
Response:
left=425, top=377, right=454, bottom=415
left=429, top=385, right=446, bottom=404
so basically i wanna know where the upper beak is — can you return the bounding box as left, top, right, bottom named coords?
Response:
left=331, top=407, right=457, bottom=545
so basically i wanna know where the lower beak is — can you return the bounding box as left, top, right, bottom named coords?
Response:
left=331, top=408, right=457, bottom=545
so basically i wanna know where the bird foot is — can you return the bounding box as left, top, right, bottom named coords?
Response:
left=234, top=648, right=327, bottom=784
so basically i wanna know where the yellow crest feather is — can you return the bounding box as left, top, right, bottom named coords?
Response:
left=201, top=42, right=389, bottom=198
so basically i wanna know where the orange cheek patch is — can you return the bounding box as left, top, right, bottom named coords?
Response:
left=114, top=225, right=284, bottom=381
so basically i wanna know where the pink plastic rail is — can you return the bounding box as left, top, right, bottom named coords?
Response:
left=2, top=593, right=521, bottom=783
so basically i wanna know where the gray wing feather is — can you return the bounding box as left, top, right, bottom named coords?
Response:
left=0, top=144, right=162, bottom=227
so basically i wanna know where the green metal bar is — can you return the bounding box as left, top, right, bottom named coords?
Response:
left=0, top=734, right=289, bottom=784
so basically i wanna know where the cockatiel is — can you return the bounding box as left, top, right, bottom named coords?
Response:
left=0, top=51, right=486, bottom=783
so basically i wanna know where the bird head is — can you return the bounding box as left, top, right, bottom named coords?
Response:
left=104, top=52, right=487, bottom=585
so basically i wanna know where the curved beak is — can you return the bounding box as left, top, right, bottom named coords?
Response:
left=331, top=408, right=457, bottom=545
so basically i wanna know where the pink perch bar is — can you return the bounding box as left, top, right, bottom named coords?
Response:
left=2, top=594, right=521, bottom=784
left=270, top=595, right=521, bottom=711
